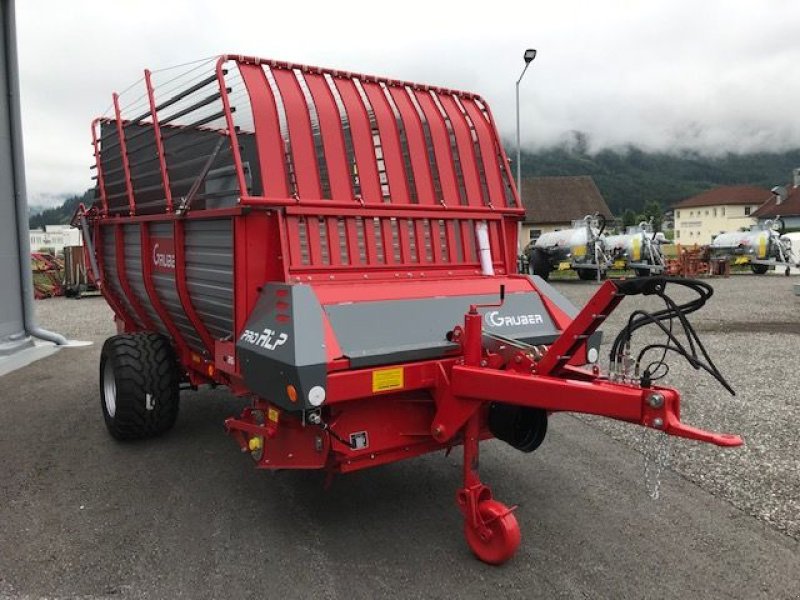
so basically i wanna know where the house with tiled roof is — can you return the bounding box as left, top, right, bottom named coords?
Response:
left=673, top=185, right=771, bottom=245
left=750, top=169, right=800, bottom=230
left=519, top=176, right=612, bottom=250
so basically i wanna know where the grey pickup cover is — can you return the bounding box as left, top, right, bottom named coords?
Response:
left=324, top=292, right=563, bottom=368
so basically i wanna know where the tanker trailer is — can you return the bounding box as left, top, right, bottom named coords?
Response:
left=709, top=218, right=796, bottom=275
left=604, top=221, right=666, bottom=277
left=525, top=214, right=609, bottom=281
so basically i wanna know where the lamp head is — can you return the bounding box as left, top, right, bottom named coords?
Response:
left=524, top=48, right=537, bottom=64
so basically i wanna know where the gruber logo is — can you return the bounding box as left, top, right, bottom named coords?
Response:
left=151, top=238, right=176, bottom=273
left=240, top=328, right=289, bottom=351
left=486, top=310, right=544, bottom=328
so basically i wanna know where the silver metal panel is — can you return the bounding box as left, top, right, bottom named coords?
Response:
left=185, top=219, right=234, bottom=340
left=100, top=225, right=141, bottom=328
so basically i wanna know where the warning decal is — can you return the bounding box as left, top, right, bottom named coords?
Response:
left=372, top=367, right=404, bottom=392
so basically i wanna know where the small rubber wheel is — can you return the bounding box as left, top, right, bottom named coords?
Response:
left=634, top=268, right=651, bottom=277
left=100, top=332, right=180, bottom=440
left=464, top=500, right=521, bottom=565
left=577, top=268, right=599, bottom=281
left=751, top=264, right=769, bottom=275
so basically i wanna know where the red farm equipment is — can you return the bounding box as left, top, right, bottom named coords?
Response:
left=81, top=55, right=742, bottom=564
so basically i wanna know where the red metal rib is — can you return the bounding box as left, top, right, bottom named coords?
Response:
left=362, top=81, right=410, bottom=204
left=304, top=73, right=354, bottom=201
left=412, top=90, right=459, bottom=205
left=238, top=63, right=289, bottom=198
left=388, top=87, right=436, bottom=204
left=112, top=94, right=136, bottom=215
left=332, top=77, right=381, bottom=203
left=144, top=70, right=174, bottom=213
left=439, top=94, right=483, bottom=207
left=272, top=69, right=322, bottom=199
left=91, top=119, right=109, bottom=215
left=461, top=98, right=505, bottom=207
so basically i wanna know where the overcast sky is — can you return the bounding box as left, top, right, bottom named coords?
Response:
left=15, top=0, right=800, bottom=205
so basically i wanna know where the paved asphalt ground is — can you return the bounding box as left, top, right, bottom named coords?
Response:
left=1, top=275, right=799, bottom=599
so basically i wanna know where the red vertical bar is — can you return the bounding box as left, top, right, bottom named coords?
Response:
left=345, top=217, right=360, bottom=266
left=285, top=216, right=304, bottom=266
left=445, top=220, right=459, bottom=263
left=413, top=219, right=427, bottom=263
left=439, top=94, right=483, bottom=207
left=362, top=217, right=378, bottom=265
left=140, top=223, right=189, bottom=356
left=462, top=99, right=505, bottom=208
left=238, top=63, right=289, bottom=198
left=413, top=90, right=459, bottom=205
left=144, top=70, right=173, bottom=212
left=173, top=219, right=215, bottom=355
left=305, top=73, right=354, bottom=201
left=326, top=217, right=342, bottom=266
left=397, top=218, right=412, bottom=263
left=91, top=119, right=109, bottom=215
left=306, top=215, right=323, bottom=266
left=380, top=218, right=395, bottom=265
left=362, top=82, right=409, bottom=204
left=272, top=69, right=322, bottom=199
left=333, top=78, right=382, bottom=203
left=388, top=87, right=435, bottom=204
left=481, top=99, right=520, bottom=208
left=114, top=224, right=153, bottom=329
left=112, top=94, right=136, bottom=216
left=429, top=218, right=444, bottom=264
left=216, top=58, right=249, bottom=198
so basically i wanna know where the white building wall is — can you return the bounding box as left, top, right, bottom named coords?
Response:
left=674, top=204, right=759, bottom=245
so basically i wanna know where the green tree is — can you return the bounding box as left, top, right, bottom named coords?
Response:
left=622, top=209, right=638, bottom=228
left=642, top=200, right=663, bottom=231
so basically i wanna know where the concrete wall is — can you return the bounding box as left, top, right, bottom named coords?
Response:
left=674, top=203, right=760, bottom=245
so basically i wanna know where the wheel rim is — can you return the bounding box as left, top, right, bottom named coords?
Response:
left=464, top=500, right=521, bottom=565
left=103, top=359, right=117, bottom=418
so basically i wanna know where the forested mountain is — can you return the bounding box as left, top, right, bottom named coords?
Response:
left=518, top=141, right=800, bottom=215
left=27, top=142, right=800, bottom=226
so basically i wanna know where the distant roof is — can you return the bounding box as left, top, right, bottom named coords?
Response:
left=520, top=176, right=612, bottom=224
left=673, top=185, right=771, bottom=209
left=751, top=186, right=800, bottom=218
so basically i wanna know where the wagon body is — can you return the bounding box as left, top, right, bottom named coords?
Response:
left=85, top=55, right=741, bottom=564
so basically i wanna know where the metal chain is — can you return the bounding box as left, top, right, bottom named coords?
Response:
left=641, top=428, right=671, bottom=500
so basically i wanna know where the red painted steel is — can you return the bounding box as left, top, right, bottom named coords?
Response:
left=88, top=55, right=742, bottom=566
left=144, top=69, right=174, bottom=213
left=111, top=94, right=137, bottom=215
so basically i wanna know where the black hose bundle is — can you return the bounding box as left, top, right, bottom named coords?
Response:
left=609, top=278, right=734, bottom=395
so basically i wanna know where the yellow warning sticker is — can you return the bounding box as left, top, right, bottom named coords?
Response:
left=267, top=407, right=280, bottom=423
left=372, top=367, right=404, bottom=392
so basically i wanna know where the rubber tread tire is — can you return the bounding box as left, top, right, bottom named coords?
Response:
left=528, top=248, right=551, bottom=281
left=100, top=332, right=180, bottom=440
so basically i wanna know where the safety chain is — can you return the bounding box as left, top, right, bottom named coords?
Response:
left=641, top=428, right=671, bottom=500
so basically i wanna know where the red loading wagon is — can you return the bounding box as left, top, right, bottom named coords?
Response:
left=79, top=55, right=742, bottom=564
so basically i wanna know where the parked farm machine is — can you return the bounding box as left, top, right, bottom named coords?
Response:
left=525, top=216, right=666, bottom=280
left=710, top=218, right=797, bottom=275
left=81, top=55, right=741, bottom=564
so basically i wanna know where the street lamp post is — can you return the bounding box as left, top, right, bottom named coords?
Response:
left=516, top=48, right=536, bottom=257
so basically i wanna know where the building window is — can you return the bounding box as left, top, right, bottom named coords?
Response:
left=689, top=232, right=693, bottom=237
left=721, top=207, right=725, bottom=216
left=689, top=211, right=693, bottom=217
left=529, top=229, right=541, bottom=241
left=705, top=210, right=709, bottom=216
left=676, top=230, right=680, bottom=239
left=744, top=206, right=751, bottom=216
left=713, top=208, right=717, bottom=217
left=676, top=210, right=681, bottom=218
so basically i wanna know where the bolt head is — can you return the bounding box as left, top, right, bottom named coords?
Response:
left=647, top=393, right=665, bottom=409
left=653, top=417, right=664, bottom=429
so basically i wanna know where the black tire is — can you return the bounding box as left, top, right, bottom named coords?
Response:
left=634, top=268, right=651, bottom=277
left=577, top=268, right=598, bottom=281
left=100, top=333, right=180, bottom=440
left=528, top=248, right=551, bottom=281
left=751, top=264, right=769, bottom=275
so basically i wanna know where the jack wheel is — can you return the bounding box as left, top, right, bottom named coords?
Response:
left=464, top=500, right=521, bottom=565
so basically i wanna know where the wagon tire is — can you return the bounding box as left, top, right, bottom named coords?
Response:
left=528, top=248, right=551, bottom=281
left=750, top=264, right=769, bottom=275
left=100, top=332, right=180, bottom=440
left=634, top=268, right=651, bottom=277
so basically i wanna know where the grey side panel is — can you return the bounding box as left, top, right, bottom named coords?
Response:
left=149, top=222, right=204, bottom=353
left=325, top=292, right=561, bottom=368
left=526, top=275, right=579, bottom=318
left=123, top=224, right=168, bottom=337
left=185, top=219, right=234, bottom=340
left=100, top=225, right=141, bottom=328
left=237, top=284, right=326, bottom=411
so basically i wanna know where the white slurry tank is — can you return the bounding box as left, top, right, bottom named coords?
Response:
left=604, top=221, right=667, bottom=277
left=525, top=214, right=609, bottom=281
left=709, top=219, right=797, bottom=275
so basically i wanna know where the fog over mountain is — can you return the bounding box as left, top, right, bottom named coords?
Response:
left=15, top=0, right=800, bottom=205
